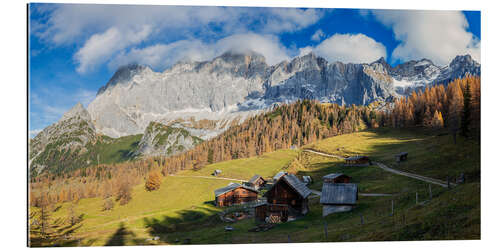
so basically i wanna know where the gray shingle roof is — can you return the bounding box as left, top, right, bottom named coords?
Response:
left=273, top=171, right=286, bottom=180
left=323, top=173, right=347, bottom=180
left=282, top=174, right=312, bottom=199
left=320, top=183, right=358, bottom=205
left=214, top=183, right=257, bottom=197
left=249, top=174, right=263, bottom=183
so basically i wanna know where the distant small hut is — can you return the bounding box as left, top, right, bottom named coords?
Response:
left=323, top=173, right=351, bottom=183
left=213, top=169, right=222, bottom=176
left=214, top=183, right=258, bottom=207
left=395, top=152, right=408, bottom=162
left=320, top=183, right=358, bottom=217
left=248, top=174, right=267, bottom=190
left=344, top=156, right=371, bottom=166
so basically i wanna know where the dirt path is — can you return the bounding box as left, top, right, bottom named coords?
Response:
left=303, top=149, right=454, bottom=188
left=169, top=175, right=246, bottom=182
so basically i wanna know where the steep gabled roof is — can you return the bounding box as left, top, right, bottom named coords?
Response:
left=323, top=173, right=349, bottom=180
left=282, top=174, right=312, bottom=199
left=320, top=183, right=358, bottom=205
left=249, top=174, right=264, bottom=183
left=214, top=183, right=258, bottom=197
left=266, top=174, right=311, bottom=199
left=273, top=171, right=286, bottom=180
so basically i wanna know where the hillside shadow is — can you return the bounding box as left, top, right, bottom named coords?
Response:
left=105, top=222, right=139, bottom=246
left=143, top=206, right=222, bottom=244
left=300, top=127, right=480, bottom=187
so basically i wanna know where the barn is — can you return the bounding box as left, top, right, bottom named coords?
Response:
left=345, top=156, right=371, bottom=166
left=323, top=173, right=351, bottom=183
left=248, top=174, right=267, bottom=190
left=214, top=183, right=258, bottom=207
left=320, top=183, right=358, bottom=217
left=264, top=173, right=312, bottom=216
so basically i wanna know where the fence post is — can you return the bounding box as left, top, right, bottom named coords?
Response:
left=360, top=214, right=364, bottom=225
left=429, top=184, right=432, bottom=200
left=391, top=200, right=394, bottom=216
left=323, top=220, right=328, bottom=240
left=416, top=192, right=418, bottom=205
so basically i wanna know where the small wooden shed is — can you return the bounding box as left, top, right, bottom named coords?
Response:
left=213, top=169, right=222, bottom=176
left=395, top=152, right=408, bottom=162
left=214, top=183, right=258, bottom=207
left=248, top=174, right=267, bottom=190
left=254, top=202, right=289, bottom=223
left=320, top=183, right=358, bottom=217
left=323, top=173, right=351, bottom=183
left=344, top=156, right=371, bottom=166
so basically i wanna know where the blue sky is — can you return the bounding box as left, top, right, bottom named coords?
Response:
left=28, top=4, right=480, bottom=137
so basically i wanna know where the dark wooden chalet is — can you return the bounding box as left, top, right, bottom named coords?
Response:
left=248, top=174, right=267, bottom=190
left=320, top=183, right=358, bottom=217
left=323, top=173, right=351, bottom=183
left=259, top=173, right=312, bottom=222
left=344, top=156, right=371, bottom=166
left=395, top=152, right=408, bottom=162
left=214, top=183, right=258, bottom=207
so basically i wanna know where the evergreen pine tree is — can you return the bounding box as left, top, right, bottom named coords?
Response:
left=461, top=82, right=472, bottom=137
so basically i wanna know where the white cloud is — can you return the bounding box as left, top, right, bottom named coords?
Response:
left=311, top=29, right=325, bottom=41
left=33, top=5, right=325, bottom=74
left=108, top=33, right=291, bottom=70
left=264, top=8, right=324, bottom=33
left=74, top=25, right=152, bottom=73
left=301, top=33, right=386, bottom=64
left=370, top=10, right=480, bottom=65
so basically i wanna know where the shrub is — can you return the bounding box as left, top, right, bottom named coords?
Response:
left=145, top=170, right=162, bottom=191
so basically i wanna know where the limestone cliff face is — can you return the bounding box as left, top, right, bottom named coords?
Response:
left=86, top=51, right=480, bottom=140
left=132, top=122, right=203, bottom=157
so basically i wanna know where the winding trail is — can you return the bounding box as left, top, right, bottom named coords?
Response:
left=303, top=149, right=454, bottom=188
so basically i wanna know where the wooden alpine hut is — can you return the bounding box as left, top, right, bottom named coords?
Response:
left=323, top=173, right=351, bottom=183
left=395, top=152, right=408, bottom=162
left=264, top=173, right=312, bottom=218
left=344, top=156, right=371, bottom=166
left=320, top=183, right=358, bottom=217
left=214, top=183, right=258, bottom=207
left=248, top=174, right=267, bottom=190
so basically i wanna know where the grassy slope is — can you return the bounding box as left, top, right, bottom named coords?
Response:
left=38, top=128, right=479, bottom=246
left=91, top=134, right=143, bottom=165
left=41, top=149, right=298, bottom=246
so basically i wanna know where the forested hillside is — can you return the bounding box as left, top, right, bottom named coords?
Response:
left=29, top=76, right=480, bottom=209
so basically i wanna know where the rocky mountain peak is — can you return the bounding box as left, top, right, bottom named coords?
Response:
left=450, top=54, right=479, bottom=68
left=97, top=64, right=149, bottom=95
left=59, top=102, right=91, bottom=122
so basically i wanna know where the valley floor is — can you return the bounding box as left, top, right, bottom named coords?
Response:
left=30, top=128, right=480, bottom=246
